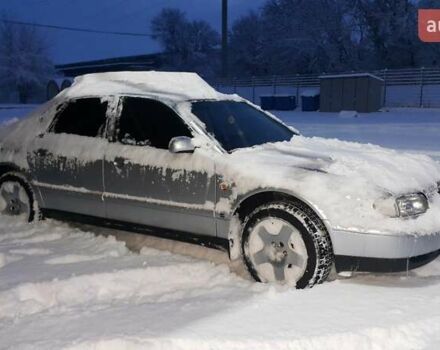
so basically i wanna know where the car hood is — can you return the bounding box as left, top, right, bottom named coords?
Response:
left=223, top=136, right=440, bottom=234
left=230, top=136, right=440, bottom=195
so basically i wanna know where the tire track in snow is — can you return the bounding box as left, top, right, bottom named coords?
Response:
left=0, top=217, right=251, bottom=320
left=0, top=262, right=249, bottom=320
left=1, top=216, right=439, bottom=349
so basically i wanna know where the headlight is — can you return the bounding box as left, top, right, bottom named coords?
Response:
left=374, top=192, right=429, bottom=218
left=395, top=193, right=429, bottom=217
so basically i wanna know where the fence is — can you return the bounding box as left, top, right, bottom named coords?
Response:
left=213, top=67, right=440, bottom=109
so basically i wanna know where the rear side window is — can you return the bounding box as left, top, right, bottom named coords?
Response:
left=117, top=97, right=192, bottom=149
left=51, top=98, right=108, bottom=137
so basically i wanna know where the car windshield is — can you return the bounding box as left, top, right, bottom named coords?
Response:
left=191, top=101, right=295, bottom=152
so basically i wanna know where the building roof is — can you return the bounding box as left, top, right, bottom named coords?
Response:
left=62, top=71, right=221, bottom=102
left=55, top=53, right=163, bottom=77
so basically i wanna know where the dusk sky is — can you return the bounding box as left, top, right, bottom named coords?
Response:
left=1, top=0, right=265, bottom=64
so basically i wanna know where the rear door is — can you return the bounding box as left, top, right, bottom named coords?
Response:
left=28, top=97, right=109, bottom=217
left=103, top=96, right=217, bottom=237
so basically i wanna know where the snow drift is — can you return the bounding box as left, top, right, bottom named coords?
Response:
left=0, top=217, right=439, bottom=349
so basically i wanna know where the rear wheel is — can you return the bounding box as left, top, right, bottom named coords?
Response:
left=241, top=201, right=333, bottom=288
left=0, top=174, right=37, bottom=223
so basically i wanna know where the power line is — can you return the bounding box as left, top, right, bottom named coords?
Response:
left=1, top=19, right=153, bottom=37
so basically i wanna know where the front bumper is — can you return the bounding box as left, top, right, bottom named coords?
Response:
left=335, top=250, right=440, bottom=272
left=331, top=228, right=440, bottom=272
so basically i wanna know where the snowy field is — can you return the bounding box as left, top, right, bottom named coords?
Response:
left=1, top=217, right=440, bottom=349
left=1, top=105, right=440, bottom=349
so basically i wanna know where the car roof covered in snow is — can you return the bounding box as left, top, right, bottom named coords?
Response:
left=62, top=71, right=221, bottom=102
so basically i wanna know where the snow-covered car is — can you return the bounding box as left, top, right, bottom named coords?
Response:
left=0, top=72, right=439, bottom=288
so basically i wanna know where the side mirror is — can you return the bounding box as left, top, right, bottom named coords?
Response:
left=169, top=136, right=195, bottom=154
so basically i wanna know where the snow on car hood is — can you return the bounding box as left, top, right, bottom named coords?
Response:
left=236, top=136, right=440, bottom=194
left=222, top=136, right=440, bottom=235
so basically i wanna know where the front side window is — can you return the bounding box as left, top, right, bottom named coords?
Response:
left=191, top=101, right=295, bottom=152
left=117, top=97, right=192, bottom=149
left=51, top=98, right=108, bottom=137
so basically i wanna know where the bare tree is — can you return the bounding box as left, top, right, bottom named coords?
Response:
left=230, top=12, right=269, bottom=76
left=151, top=8, right=220, bottom=76
left=0, top=18, right=54, bottom=103
left=418, top=0, right=440, bottom=9
left=416, top=0, right=440, bottom=66
left=353, top=0, right=419, bottom=68
left=230, top=0, right=356, bottom=75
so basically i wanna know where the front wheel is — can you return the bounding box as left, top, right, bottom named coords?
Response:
left=0, top=173, right=37, bottom=223
left=241, top=201, right=334, bottom=288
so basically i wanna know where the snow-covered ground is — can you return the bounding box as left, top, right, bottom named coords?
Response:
left=1, top=105, right=440, bottom=349
left=1, top=217, right=440, bottom=349
left=276, top=108, right=440, bottom=160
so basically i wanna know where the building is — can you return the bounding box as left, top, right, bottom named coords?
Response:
left=319, top=73, right=384, bottom=113
left=55, top=53, right=164, bottom=77
left=47, top=53, right=164, bottom=100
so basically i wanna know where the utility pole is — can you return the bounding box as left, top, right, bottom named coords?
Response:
left=222, top=0, right=229, bottom=77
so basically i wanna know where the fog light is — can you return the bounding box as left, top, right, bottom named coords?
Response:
left=396, top=193, right=429, bottom=217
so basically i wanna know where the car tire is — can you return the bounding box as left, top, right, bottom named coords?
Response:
left=0, top=173, right=39, bottom=223
left=241, top=200, right=334, bottom=288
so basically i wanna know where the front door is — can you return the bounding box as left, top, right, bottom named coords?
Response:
left=103, top=96, right=217, bottom=237
left=28, top=97, right=109, bottom=217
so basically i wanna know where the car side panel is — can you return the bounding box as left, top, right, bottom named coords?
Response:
left=103, top=144, right=217, bottom=237
left=27, top=133, right=107, bottom=217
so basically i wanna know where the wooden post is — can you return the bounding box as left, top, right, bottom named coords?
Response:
left=252, top=76, right=256, bottom=103
left=382, top=68, right=387, bottom=107
left=296, top=74, right=300, bottom=109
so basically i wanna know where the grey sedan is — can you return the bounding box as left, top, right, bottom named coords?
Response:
left=0, top=72, right=439, bottom=288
